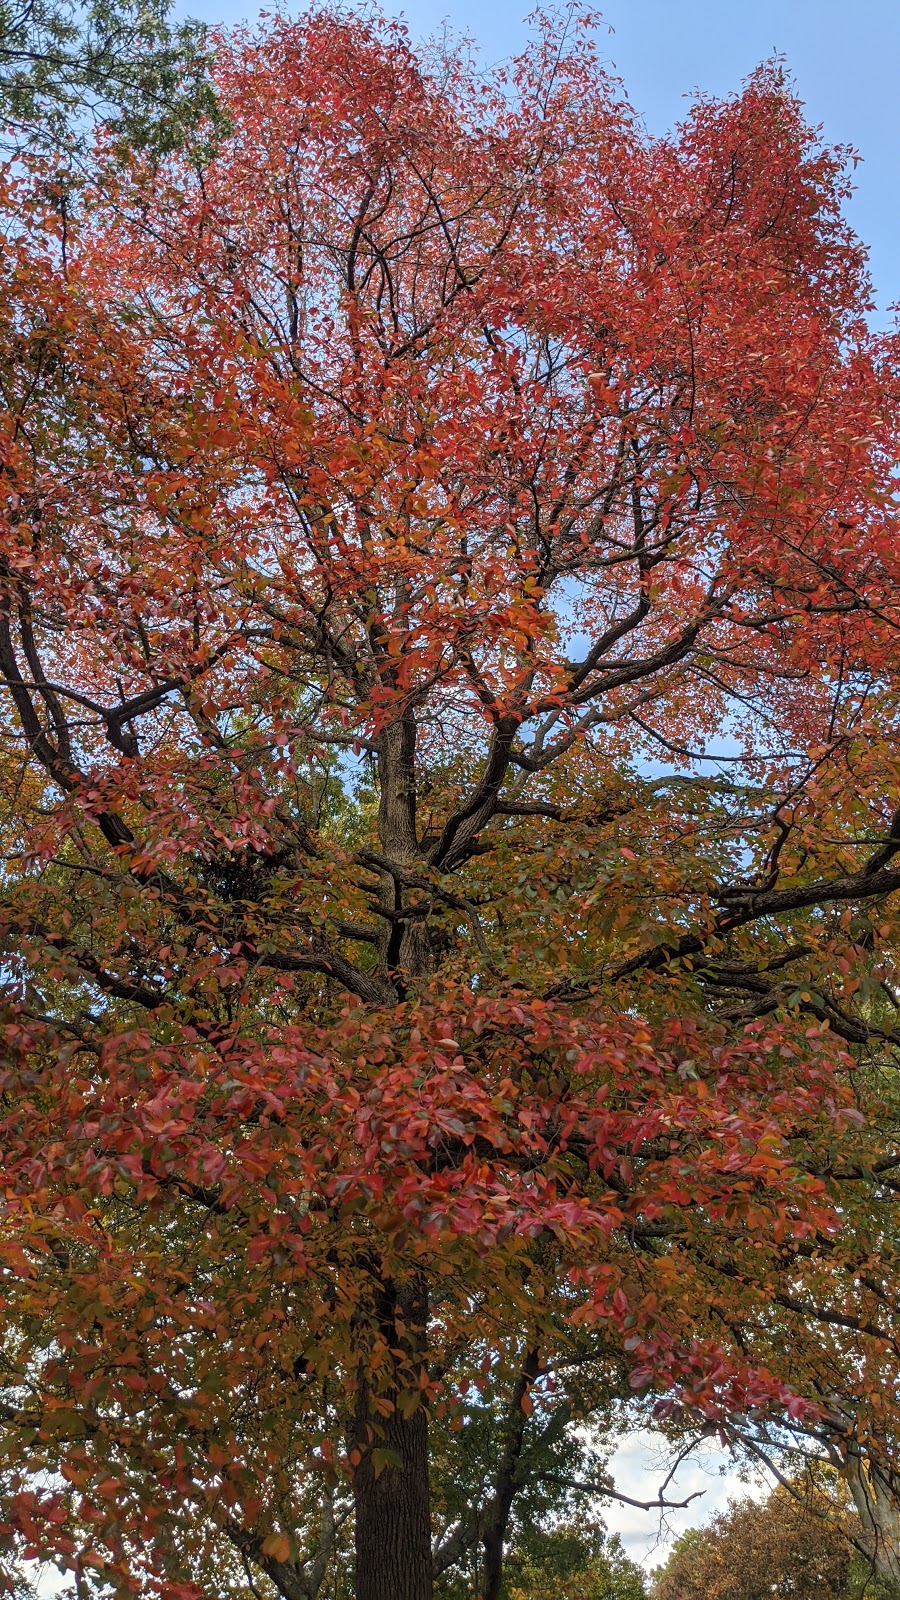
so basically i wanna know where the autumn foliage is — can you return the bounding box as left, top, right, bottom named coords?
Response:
left=651, top=1487, right=853, bottom=1600
left=1, top=8, right=899, bottom=1599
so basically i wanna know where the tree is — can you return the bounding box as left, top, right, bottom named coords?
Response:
left=1, top=7, right=900, bottom=1600
left=669, top=1004, right=900, bottom=1592
left=722, top=1393, right=900, bottom=1594
left=0, top=0, right=220, bottom=157
left=504, top=1518, right=648, bottom=1600
left=650, top=1486, right=855, bottom=1600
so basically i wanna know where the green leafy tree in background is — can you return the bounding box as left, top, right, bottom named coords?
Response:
left=504, top=1519, right=648, bottom=1600
left=0, top=0, right=220, bottom=153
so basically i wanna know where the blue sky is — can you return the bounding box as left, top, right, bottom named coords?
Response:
left=180, top=0, right=900, bottom=324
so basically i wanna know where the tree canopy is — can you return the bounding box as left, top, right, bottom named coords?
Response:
left=0, top=8, right=899, bottom=1600
left=0, top=0, right=220, bottom=155
left=650, top=1482, right=895, bottom=1600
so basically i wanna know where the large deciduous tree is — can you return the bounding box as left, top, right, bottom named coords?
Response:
left=1, top=8, right=900, bottom=1599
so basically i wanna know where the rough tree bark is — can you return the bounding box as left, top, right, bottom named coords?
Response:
left=352, top=1278, right=433, bottom=1600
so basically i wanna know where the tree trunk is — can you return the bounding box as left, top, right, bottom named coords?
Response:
left=479, top=1349, right=540, bottom=1600
left=352, top=1277, right=433, bottom=1600
left=350, top=718, right=434, bottom=1600
left=353, top=1387, right=433, bottom=1600
left=844, top=1451, right=900, bottom=1595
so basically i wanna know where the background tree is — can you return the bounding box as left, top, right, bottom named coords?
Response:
left=661, top=991, right=900, bottom=1591
left=503, top=1518, right=648, bottom=1600
left=721, top=1390, right=900, bottom=1594
left=0, top=0, right=220, bottom=155
left=1, top=8, right=900, bottom=1600
left=649, top=1482, right=888, bottom=1600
